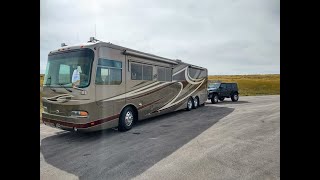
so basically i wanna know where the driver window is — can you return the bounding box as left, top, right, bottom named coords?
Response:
left=95, top=58, right=122, bottom=85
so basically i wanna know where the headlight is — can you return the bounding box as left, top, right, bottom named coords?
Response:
left=71, top=111, right=88, bottom=117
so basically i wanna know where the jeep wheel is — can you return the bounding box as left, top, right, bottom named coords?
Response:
left=231, top=93, right=239, bottom=102
left=219, top=97, right=225, bottom=101
left=211, top=94, right=219, bottom=104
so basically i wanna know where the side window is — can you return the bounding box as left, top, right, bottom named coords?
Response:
left=226, top=84, right=232, bottom=89
left=95, top=59, right=122, bottom=85
left=232, top=84, right=238, bottom=89
left=59, top=64, right=71, bottom=84
left=165, top=68, right=172, bottom=81
left=158, top=67, right=166, bottom=81
left=131, top=63, right=142, bottom=80
left=189, top=68, right=197, bottom=78
left=131, top=63, right=153, bottom=81
left=220, top=84, right=227, bottom=89
left=157, top=67, right=172, bottom=82
left=143, top=65, right=153, bottom=80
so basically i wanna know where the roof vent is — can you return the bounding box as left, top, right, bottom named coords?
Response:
left=61, top=43, right=67, bottom=47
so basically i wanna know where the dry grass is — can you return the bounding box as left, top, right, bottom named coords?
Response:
left=40, top=74, right=44, bottom=87
left=208, top=74, right=280, bottom=96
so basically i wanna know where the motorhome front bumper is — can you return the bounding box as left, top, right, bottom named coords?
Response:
left=41, top=112, right=119, bottom=132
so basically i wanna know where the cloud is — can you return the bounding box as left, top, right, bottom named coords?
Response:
left=40, top=0, right=280, bottom=75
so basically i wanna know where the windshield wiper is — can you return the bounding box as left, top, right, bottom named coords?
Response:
left=58, top=83, right=73, bottom=92
left=46, top=84, right=56, bottom=92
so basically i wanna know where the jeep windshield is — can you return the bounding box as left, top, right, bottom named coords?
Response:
left=43, top=48, right=94, bottom=88
left=208, top=83, right=220, bottom=88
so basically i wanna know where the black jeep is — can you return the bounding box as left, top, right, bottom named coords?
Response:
left=207, top=82, right=239, bottom=104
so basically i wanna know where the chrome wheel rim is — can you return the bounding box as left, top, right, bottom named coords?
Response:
left=194, top=99, right=198, bottom=107
left=125, top=111, right=133, bottom=126
left=214, top=95, right=218, bottom=102
left=188, top=99, right=193, bottom=109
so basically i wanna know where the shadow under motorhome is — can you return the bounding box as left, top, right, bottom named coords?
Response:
left=42, top=37, right=208, bottom=132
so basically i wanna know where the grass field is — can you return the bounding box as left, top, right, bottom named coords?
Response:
left=208, top=74, right=280, bottom=96
left=40, top=74, right=280, bottom=121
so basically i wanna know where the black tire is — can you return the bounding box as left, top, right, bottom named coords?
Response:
left=186, top=97, right=193, bottom=111
left=193, top=96, right=199, bottom=109
left=118, top=106, right=135, bottom=132
left=231, top=93, right=239, bottom=102
left=219, top=97, right=225, bottom=101
left=211, top=94, right=219, bottom=104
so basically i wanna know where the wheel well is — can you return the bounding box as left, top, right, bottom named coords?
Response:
left=121, top=105, right=139, bottom=123
left=233, top=91, right=239, bottom=94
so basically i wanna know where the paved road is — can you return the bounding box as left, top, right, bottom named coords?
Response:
left=40, top=95, right=280, bottom=180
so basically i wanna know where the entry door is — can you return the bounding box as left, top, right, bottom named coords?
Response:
left=95, top=47, right=126, bottom=117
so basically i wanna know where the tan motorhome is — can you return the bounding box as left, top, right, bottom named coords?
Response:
left=42, top=37, right=208, bottom=132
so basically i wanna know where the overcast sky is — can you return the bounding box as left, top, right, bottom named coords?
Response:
left=40, top=0, right=279, bottom=75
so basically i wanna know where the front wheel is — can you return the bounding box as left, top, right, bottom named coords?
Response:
left=211, top=94, right=219, bottom=104
left=118, top=106, right=135, bottom=132
left=231, top=93, right=239, bottom=102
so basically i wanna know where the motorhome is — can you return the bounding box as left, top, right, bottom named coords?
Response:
left=42, top=37, right=208, bottom=132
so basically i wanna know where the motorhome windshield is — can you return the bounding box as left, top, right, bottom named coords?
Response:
left=44, top=49, right=94, bottom=88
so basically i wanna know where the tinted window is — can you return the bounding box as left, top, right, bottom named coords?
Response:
left=131, top=63, right=142, bottom=80
left=158, top=67, right=166, bottom=81
left=220, top=84, right=227, bottom=88
left=226, top=84, right=232, bottom=89
left=96, top=59, right=122, bottom=85
left=189, top=68, right=198, bottom=78
left=110, top=68, right=122, bottom=84
left=165, top=68, right=172, bottom=81
left=98, top=59, right=122, bottom=68
left=143, top=65, right=153, bottom=80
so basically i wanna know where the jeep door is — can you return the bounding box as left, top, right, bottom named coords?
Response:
left=220, top=83, right=228, bottom=97
left=226, top=84, right=233, bottom=97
